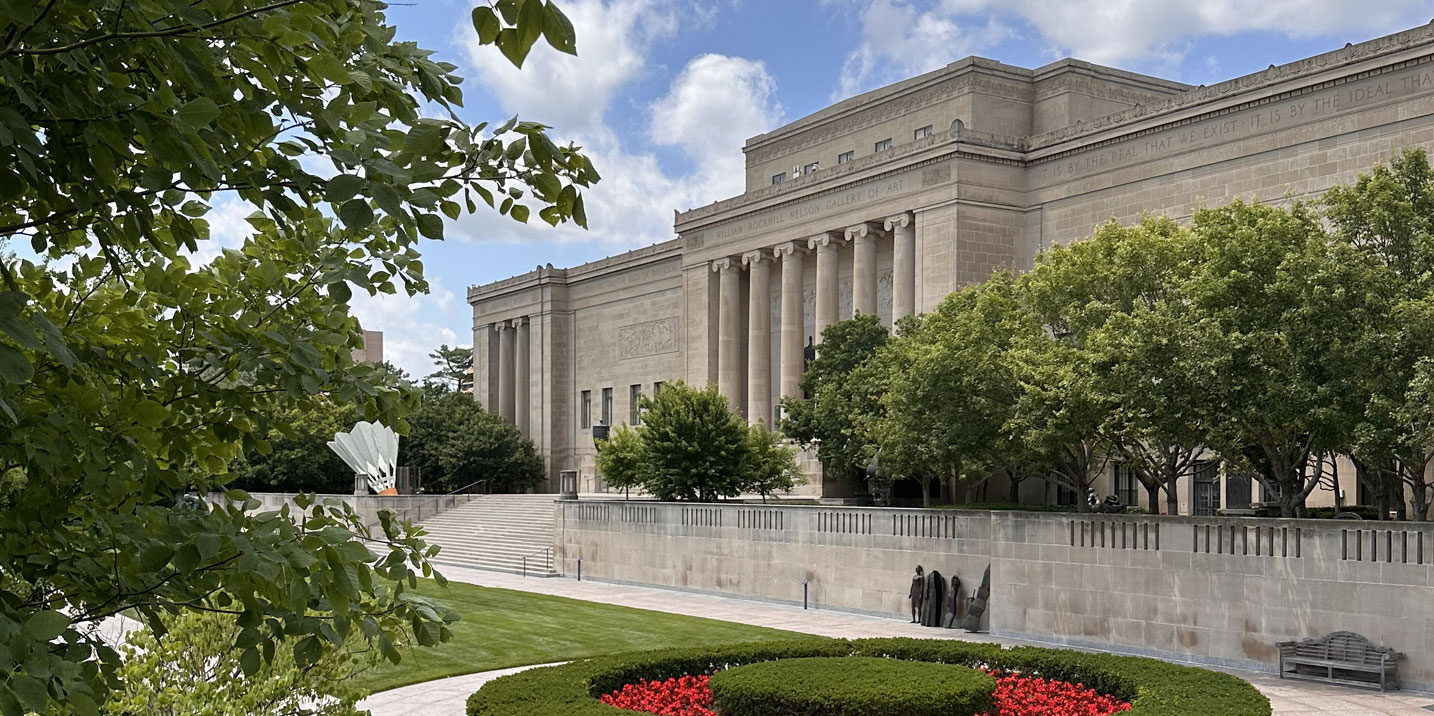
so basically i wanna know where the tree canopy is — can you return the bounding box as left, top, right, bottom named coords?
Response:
left=0, top=0, right=594, bottom=712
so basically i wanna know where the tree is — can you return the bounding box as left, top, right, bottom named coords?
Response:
left=230, top=397, right=359, bottom=494
left=0, top=1, right=593, bottom=710
left=104, top=609, right=385, bottom=716
left=780, top=314, right=890, bottom=487
left=1325, top=148, right=1434, bottom=520
left=402, top=390, right=544, bottom=494
left=427, top=344, right=474, bottom=392
left=1179, top=200, right=1378, bottom=517
left=594, top=423, right=646, bottom=495
left=742, top=420, right=805, bottom=503
left=637, top=382, right=753, bottom=502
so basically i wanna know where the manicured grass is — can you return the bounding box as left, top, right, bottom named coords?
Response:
left=364, top=579, right=806, bottom=692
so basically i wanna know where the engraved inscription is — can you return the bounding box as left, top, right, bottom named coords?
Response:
left=618, top=317, right=680, bottom=359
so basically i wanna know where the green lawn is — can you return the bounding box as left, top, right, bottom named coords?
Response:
left=364, top=579, right=808, bottom=691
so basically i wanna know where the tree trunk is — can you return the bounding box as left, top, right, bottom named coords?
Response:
left=1165, top=475, right=1180, bottom=516
left=1144, top=482, right=1161, bottom=516
left=920, top=477, right=932, bottom=508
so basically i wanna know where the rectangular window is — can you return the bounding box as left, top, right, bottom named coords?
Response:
left=771, top=172, right=785, bottom=185
left=803, top=162, right=820, bottom=175
left=1113, top=463, right=1139, bottom=508
left=837, top=150, right=854, bottom=164
left=601, top=387, right=613, bottom=426
left=1190, top=460, right=1221, bottom=516
left=629, top=384, right=642, bottom=425
left=1056, top=485, right=1076, bottom=506
left=874, top=138, right=893, bottom=152
left=914, top=124, right=933, bottom=140
left=653, top=381, right=665, bottom=395
left=580, top=390, right=591, bottom=429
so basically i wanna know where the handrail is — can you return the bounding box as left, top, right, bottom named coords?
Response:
left=521, top=547, right=552, bottom=578
left=446, top=479, right=489, bottom=496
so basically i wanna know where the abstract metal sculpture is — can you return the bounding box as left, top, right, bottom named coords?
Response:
left=960, top=564, right=991, bottom=632
left=328, top=421, right=400, bottom=495
left=921, top=570, right=945, bottom=627
left=942, top=574, right=961, bottom=628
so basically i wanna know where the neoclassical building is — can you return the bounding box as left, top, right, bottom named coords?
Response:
left=471, top=24, right=1434, bottom=506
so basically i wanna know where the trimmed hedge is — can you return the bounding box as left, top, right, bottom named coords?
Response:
left=710, top=656, right=994, bottom=716
left=465, top=637, right=1271, bottom=716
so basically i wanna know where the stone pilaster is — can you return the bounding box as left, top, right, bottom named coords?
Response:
left=847, top=222, right=882, bottom=317
left=743, top=250, right=774, bottom=424
left=514, top=317, right=530, bottom=435
left=808, top=231, right=844, bottom=344
left=497, top=321, right=515, bottom=423
left=775, top=242, right=808, bottom=407
left=886, top=212, right=915, bottom=322
left=713, top=257, right=744, bottom=412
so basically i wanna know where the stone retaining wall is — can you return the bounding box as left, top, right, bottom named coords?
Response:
left=554, top=502, right=1434, bottom=690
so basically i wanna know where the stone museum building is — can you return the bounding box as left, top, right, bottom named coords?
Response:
left=470, top=24, right=1434, bottom=508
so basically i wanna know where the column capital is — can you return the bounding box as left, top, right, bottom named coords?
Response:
left=711, top=256, right=742, bottom=273
left=845, top=221, right=884, bottom=243
left=509, top=316, right=527, bottom=329
left=883, top=212, right=912, bottom=232
left=773, top=241, right=809, bottom=259
left=742, top=249, right=774, bottom=267
left=807, top=231, right=845, bottom=251
left=495, top=321, right=511, bottom=333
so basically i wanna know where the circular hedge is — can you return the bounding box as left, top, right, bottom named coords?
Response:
left=709, top=656, right=994, bottom=716
left=464, top=637, right=1272, bottom=716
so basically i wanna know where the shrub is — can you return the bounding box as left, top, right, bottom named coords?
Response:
left=709, top=657, right=994, bottom=716
left=465, top=637, right=1271, bottom=716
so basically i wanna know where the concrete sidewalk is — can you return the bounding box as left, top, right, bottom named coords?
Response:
left=360, top=567, right=1434, bottom=716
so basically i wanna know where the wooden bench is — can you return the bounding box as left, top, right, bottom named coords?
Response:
left=1277, top=631, right=1403, bottom=691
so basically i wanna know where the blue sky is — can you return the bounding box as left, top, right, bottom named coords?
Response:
left=216, top=0, right=1434, bottom=378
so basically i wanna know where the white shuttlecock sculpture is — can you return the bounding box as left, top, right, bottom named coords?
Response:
left=328, top=421, right=400, bottom=495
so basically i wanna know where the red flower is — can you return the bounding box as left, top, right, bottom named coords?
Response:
left=598, top=669, right=1132, bottom=716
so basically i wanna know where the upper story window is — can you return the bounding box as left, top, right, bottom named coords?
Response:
left=771, top=172, right=786, bottom=185
left=653, top=381, right=665, bottom=395
left=837, top=151, right=854, bottom=164
left=914, top=125, right=933, bottom=140
left=629, top=384, right=642, bottom=425
left=803, top=162, right=820, bottom=175
left=601, top=387, right=613, bottom=426
left=874, top=138, right=893, bottom=152
left=580, top=390, right=591, bottom=429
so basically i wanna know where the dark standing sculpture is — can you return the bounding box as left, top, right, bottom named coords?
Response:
left=941, top=574, right=962, bottom=628
left=908, top=566, right=924, bottom=623
left=921, top=570, right=945, bottom=627
left=960, top=564, right=991, bottom=632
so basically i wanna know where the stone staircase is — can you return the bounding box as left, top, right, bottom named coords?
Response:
left=415, top=494, right=559, bottom=577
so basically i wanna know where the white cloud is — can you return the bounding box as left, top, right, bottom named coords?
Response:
left=349, top=275, right=463, bottom=379
left=450, top=0, right=784, bottom=251
left=831, top=0, right=1432, bottom=97
left=186, top=197, right=258, bottom=266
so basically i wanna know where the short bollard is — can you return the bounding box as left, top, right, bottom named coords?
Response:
left=577, top=557, right=582, bottom=581
left=803, top=580, right=808, bottom=610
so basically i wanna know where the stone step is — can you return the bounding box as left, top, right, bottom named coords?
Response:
left=413, top=494, right=558, bottom=577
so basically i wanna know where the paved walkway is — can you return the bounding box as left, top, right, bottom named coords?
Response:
left=360, top=567, right=1434, bottom=716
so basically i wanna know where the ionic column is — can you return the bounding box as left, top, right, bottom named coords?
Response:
left=847, top=222, right=881, bottom=317
left=514, top=317, right=530, bottom=435
left=713, top=257, right=744, bottom=411
left=886, top=212, right=915, bottom=321
left=744, top=250, right=774, bottom=424
left=775, top=242, right=807, bottom=404
left=497, top=322, right=515, bottom=423
left=808, top=231, right=844, bottom=344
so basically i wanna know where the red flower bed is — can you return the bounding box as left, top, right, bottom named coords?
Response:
left=599, top=674, right=715, bottom=716
left=600, top=670, right=1131, bottom=716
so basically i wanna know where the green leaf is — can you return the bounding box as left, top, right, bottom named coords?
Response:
left=416, top=213, right=445, bottom=239
left=239, top=647, right=260, bottom=677
left=136, top=546, right=174, bottom=572
left=31, top=314, right=74, bottom=368
left=0, top=342, right=32, bottom=384
left=325, top=174, right=365, bottom=203
left=308, top=54, right=353, bottom=84
left=542, top=2, right=578, bottom=55
left=471, top=6, right=501, bottom=44
left=175, top=97, right=221, bottom=128
left=9, top=676, right=46, bottom=713
left=339, top=199, right=375, bottom=229
left=134, top=399, right=170, bottom=428
left=510, top=204, right=530, bottom=223
left=0, top=293, right=40, bottom=349
left=406, top=123, right=443, bottom=156
left=330, top=281, right=352, bottom=303
left=22, top=611, right=70, bottom=642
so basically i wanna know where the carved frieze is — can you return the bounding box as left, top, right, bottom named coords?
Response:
left=618, top=317, right=680, bottom=360
left=877, top=270, right=894, bottom=325
left=839, top=278, right=853, bottom=320
left=802, top=288, right=815, bottom=334
left=921, top=163, right=952, bottom=186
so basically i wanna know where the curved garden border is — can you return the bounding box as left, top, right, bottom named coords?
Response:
left=464, top=638, right=1271, bottom=716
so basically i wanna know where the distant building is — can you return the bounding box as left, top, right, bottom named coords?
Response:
left=351, top=330, right=384, bottom=364
left=460, top=366, right=475, bottom=394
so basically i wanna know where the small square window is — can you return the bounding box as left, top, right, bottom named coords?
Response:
left=629, top=384, right=642, bottom=425
left=837, top=151, right=854, bottom=164
left=653, top=381, right=665, bottom=395
left=580, top=390, right=591, bottom=429
left=803, top=162, right=820, bottom=175
left=601, top=387, right=613, bottom=426
left=874, top=138, right=892, bottom=152
left=914, top=125, right=933, bottom=140
left=771, top=172, right=786, bottom=185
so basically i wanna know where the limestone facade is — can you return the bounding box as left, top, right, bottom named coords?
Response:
left=470, top=25, right=1434, bottom=495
